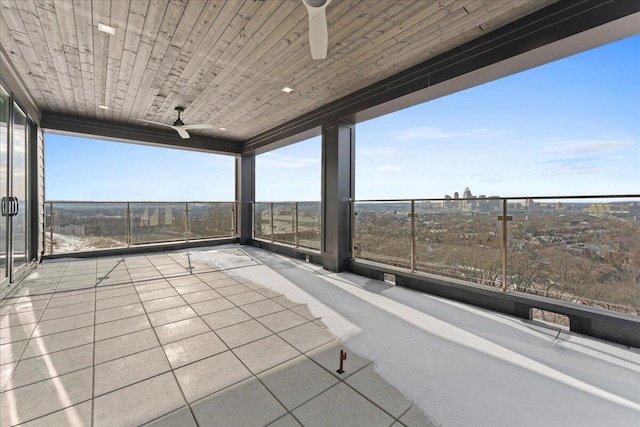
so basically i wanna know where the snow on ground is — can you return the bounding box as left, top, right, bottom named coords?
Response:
left=47, top=233, right=98, bottom=253
left=188, top=247, right=362, bottom=340
left=46, top=233, right=125, bottom=254
left=184, top=245, right=640, bottom=427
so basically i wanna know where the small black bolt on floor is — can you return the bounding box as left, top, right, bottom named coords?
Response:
left=337, top=349, right=348, bottom=374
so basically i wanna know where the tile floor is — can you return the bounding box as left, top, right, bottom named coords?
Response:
left=0, top=251, right=432, bottom=426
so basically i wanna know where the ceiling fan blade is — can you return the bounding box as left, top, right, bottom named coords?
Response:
left=139, top=118, right=190, bottom=138
left=175, top=127, right=190, bottom=139
left=303, top=0, right=330, bottom=60
left=181, top=123, right=214, bottom=130
left=136, top=118, right=175, bottom=129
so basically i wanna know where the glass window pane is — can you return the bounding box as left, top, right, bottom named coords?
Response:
left=0, top=85, right=8, bottom=278
left=12, top=103, right=27, bottom=268
left=49, top=202, right=128, bottom=253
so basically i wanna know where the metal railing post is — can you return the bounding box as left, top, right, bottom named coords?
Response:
left=410, top=200, right=416, bottom=272
left=270, top=202, right=274, bottom=243
left=185, top=202, right=190, bottom=242
left=232, top=202, right=236, bottom=237
left=352, top=202, right=357, bottom=257
left=49, top=202, right=54, bottom=255
left=252, top=203, right=255, bottom=238
left=498, top=199, right=512, bottom=292
left=502, top=200, right=507, bottom=291
left=126, top=202, right=132, bottom=247
left=295, top=202, right=299, bottom=248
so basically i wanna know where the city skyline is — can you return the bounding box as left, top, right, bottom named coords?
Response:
left=46, top=35, right=639, bottom=202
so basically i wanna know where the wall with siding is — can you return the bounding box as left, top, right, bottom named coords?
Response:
left=37, top=128, right=44, bottom=259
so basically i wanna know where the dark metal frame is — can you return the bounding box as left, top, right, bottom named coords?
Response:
left=40, top=112, right=242, bottom=156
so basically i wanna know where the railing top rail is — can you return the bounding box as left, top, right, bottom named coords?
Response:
left=253, top=201, right=321, bottom=204
left=46, top=200, right=237, bottom=204
left=354, top=194, right=640, bottom=203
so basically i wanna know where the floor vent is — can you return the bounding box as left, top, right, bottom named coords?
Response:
left=532, top=308, right=570, bottom=328
left=383, top=273, right=396, bottom=285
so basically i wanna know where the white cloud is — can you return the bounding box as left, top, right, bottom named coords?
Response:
left=359, top=148, right=396, bottom=157
left=390, top=127, right=512, bottom=141
left=543, top=138, right=634, bottom=155
left=547, top=166, right=601, bottom=176
left=376, top=165, right=402, bottom=172
left=257, top=153, right=320, bottom=170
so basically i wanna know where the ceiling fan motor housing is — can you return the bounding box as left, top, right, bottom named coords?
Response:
left=174, top=106, right=185, bottom=126
left=304, top=0, right=328, bottom=6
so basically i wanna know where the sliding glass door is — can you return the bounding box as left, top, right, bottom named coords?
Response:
left=0, top=81, right=30, bottom=286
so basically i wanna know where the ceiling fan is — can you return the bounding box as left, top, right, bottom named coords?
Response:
left=302, top=0, right=331, bottom=60
left=137, top=106, right=213, bottom=139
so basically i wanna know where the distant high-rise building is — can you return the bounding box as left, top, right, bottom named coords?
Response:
left=488, top=196, right=501, bottom=209
left=447, top=188, right=502, bottom=211
left=463, top=187, right=473, bottom=199
left=476, top=195, right=488, bottom=211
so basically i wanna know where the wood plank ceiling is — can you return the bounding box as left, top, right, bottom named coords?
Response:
left=0, top=0, right=556, bottom=142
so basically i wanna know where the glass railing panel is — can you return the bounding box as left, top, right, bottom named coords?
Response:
left=414, top=199, right=502, bottom=286
left=189, top=202, right=234, bottom=239
left=48, top=202, right=128, bottom=253
left=44, top=203, right=52, bottom=255
left=354, top=201, right=411, bottom=269
left=253, top=202, right=271, bottom=240
left=272, top=202, right=296, bottom=246
left=508, top=197, right=640, bottom=314
left=298, top=202, right=321, bottom=251
left=129, top=203, right=186, bottom=244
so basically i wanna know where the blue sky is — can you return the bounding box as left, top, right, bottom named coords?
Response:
left=46, top=35, right=639, bottom=201
left=45, top=138, right=235, bottom=201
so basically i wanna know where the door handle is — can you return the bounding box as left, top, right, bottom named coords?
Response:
left=1, top=197, right=20, bottom=216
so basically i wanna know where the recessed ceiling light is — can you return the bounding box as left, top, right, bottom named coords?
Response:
left=282, top=86, right=293, bottom=93
left=97, top=23, right=116, bottom=35
left=219, top=127, right=227, bottom=131
left=98, top=105, right=109, bottom=110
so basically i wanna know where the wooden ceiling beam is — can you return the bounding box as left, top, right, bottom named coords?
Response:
left=41, top=111, right=242, bottom=155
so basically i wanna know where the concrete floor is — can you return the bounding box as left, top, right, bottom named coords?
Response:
left=2, top=245, right=639, bottom=427
left=190, top=246, right=640, bottom=427
left=0, top=248, right=432, bottom=427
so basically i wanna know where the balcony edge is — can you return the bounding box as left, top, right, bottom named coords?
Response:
left=42, top=238, right=239, bottom=259
left=349, top=258, right=640, bottom=349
